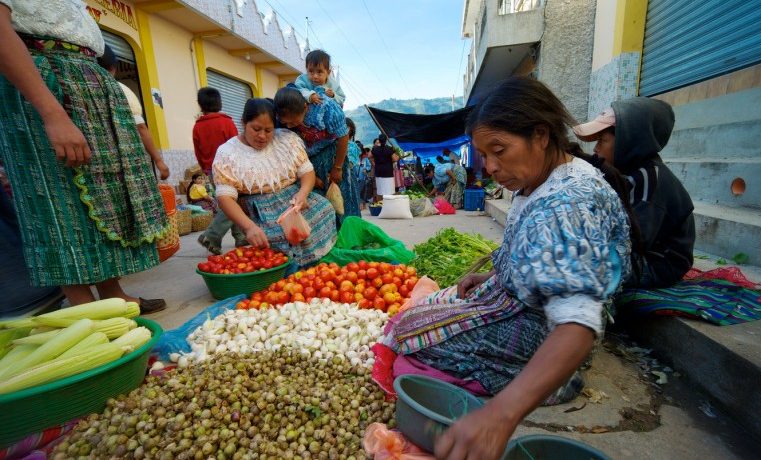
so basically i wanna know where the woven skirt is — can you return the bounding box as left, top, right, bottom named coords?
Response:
left=0, top=43, right=166, bottom=286
left=239, top=183, right=337, bottom=269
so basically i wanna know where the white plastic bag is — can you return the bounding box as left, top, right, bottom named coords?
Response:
left=378, top=195, right=413, bottom=219
left=326, top=182, right=344, bottom=215
left=277, top=206, right=311, bottom=245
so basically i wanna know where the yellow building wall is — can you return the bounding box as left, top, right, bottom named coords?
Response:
left=591, top=0, right=618, bottom=71
left=148, top=14, right=198, bottom=151
left=203, top=42, right=257, bottom=94
left=85, top=0, right=141, bottom=46
left=259, top=69, right=282, bottom=98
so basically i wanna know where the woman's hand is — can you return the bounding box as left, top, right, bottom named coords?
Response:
left=329, top=166, right=343, bottom=185
left=457, top=271, right=492, bottom=299
left=309, top=93, right=322, bottom=104
left=244, top=223, right=269, bottom=248
left=155, top=159, right=170, bottom=180
left=314, top=177, right=325, bottom=190
left=325, top=88, right=335, bottom=98
left=292, top=192, right=309, bottom=210
left=43, top=114, right=91, bottom=167
left=434, top=404, right=514, bottom=460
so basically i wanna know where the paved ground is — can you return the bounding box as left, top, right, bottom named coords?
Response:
left=121, top=210, right=760, bottom=459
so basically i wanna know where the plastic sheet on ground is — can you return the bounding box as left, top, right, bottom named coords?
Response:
left=152, top=295, right=245, bottom=360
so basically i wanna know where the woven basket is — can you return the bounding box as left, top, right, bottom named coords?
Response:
left=192, top=213, right=214, bottom=232
left=176, top=209, right=192, bottom=235
left=157, top=184, right=180, bottom=262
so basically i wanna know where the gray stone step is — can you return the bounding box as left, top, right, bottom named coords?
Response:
left=693, top=201, right=761, bottom=265
left=484, top=197, right=510, bottom=227
left=625, top=255, right=761, bottom=440
left=664, top=157, right=761, bottom=208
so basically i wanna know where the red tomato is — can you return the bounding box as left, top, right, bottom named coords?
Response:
left=381, top=273, right=394, bottom=285
left=373, top=297, right=386, bottom=311
left=366, top=268, right=379, bottom=280
left=356, top=269, right=367, bottom=280
left=319, top=286, right=332, bottom=298
left=329, top=290, right=340, bottom=302
left=368, top=261, right=379, bottom=269
left=363, top=287, right=378, bottom=300
left=339, top=280, right=354, bottom=291
left=358, top=299, right=372, bottom=309
left=346, top=271, right=358, bottom=283
left=346, top=262, right=360, bottom=272
left=372, top=278, right=384, bottom=288
left=319, top=269, right=334, bottom=282
left=393, top=268, right=404, bottom=277
left=304, top=287, right=316, bottom=298
left=277, top=291, right=290, bottom=304
left=383, top=292, right=397, bottom=304
left=292, top=293, right=306, bottom=302
left=358, top=260, right=369, bottom=270
left=399, top=285, right=410, bottom=297
left=340, top=291, right=355, bottom=303
left=198, top=263, right=210, bottom=272
left=404, top=278, right=417, bottom=291
left=392, top=276, right=403, bottom=287
left=291, top=284, right=304, bottom=294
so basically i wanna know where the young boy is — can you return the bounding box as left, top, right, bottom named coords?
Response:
left=192, top=87, right=246, bottom=254
left=294, top=49, right=346, bottom=107
left=192, top=87, right=238, bottom=176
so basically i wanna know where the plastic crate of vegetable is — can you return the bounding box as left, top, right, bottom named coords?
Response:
left=0, top=318, right=162, bottom=448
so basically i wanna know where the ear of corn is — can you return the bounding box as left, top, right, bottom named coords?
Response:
left=0, top=342, right=124, bottom=394
left=125, top=302, right=140, bottom=318
left=13, top=329, right=60, bottom=346
left=36, top=298, right=128, bottom=321
left=111, top=327, right=152, bottom=353
left=95, top=318, right=135, bottom=340
left=0, top=344, right=37, bottom=375
left=0, top=319, right=93, bottom=380
left=57, top=332, right=110, bottom=360
left=0, top=318, right=36, bottom=329
left=0, top=328, right=32, bottom=348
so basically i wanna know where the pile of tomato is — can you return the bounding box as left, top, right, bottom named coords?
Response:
left=197, top=247, right=289, bottom=275
left=236, top=261, right=419, bottom=316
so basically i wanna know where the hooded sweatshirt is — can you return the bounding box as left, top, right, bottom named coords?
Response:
left=192, top=113, right=238, bottom=173
left=611, top=97, right=695, bottom=288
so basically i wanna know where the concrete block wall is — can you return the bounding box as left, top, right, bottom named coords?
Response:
left=659, top=86, right=761, bottom=264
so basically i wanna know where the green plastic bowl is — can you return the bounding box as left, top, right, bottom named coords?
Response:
left=0, top=317, right=163, bottom=448
left=196, top=262, right=290, bottom=300
left=393, top=375, right=484, bottom=452
left=503, top=435, right=612, bottom=460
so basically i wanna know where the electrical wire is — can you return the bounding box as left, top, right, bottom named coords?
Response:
left=313, top=0, right=395, bottom=96
left=359, top=0, right=413, bottom=99
left=453, top=37, right=468, bottom=98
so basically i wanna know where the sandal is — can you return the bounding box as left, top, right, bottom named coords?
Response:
left=197, top=234, right=222, bottom=255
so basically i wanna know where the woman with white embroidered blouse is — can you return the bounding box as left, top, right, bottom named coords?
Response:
left=212, top=99, right=337, bottom=269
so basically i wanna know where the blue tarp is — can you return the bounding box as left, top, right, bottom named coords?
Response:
left=397, top=135, right=471, bottom=161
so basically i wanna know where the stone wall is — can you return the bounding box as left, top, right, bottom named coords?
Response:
left=536, top=0, right=597, bottom=124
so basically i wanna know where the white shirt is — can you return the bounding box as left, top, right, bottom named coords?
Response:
left=118, top=82, right=145, bottom=125
left=0, top=0, right=104, bottom=55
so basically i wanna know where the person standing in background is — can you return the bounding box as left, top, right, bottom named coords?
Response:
left=98, top=44, right=169, bottom=180
left=372, top=134, right=396, bottom=202
left=192, top=87, right=247, bottom=254
left=0, top=0, right=167, bottom=311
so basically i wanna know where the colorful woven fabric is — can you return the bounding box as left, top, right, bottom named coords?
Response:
left=617, top=278, right=761, bottom=325
left=240, top=183, right=336, bottom=269
left=0, top=42, right=165, bottom=286
left=0, top=419, right=78, bottom=460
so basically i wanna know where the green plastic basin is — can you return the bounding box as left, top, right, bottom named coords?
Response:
left=0, top=317, right=162, bottom=448
left=503, top=435, right=612, bottom=460
left=393, top=374, right=484, bottom=452
left=196, top=261, right=290, bottom=300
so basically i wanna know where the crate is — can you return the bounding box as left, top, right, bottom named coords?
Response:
left=464, top=189, right=485, bottom=211
left=0, top=318, right=163, bottom=448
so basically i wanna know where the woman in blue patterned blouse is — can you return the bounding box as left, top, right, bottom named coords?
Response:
left=383, top=77, right=636, bottom=460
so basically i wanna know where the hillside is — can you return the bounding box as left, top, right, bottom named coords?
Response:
left=345, top=97, right=464, bottom=146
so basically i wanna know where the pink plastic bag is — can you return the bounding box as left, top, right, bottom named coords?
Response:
left=433, top=197, right=456, bottom=215
left=363, top=423, right=434, bottom=460
left=399, top=276, right=440, bottom=314
left=276, top=206, right=311, bottom=245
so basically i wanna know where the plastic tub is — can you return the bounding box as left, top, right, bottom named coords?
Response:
left=196, top=261, right=290, bottom=300
left=393, top=375, right=484, bottom=452
left=369, top=205, right=383, bottom=217
left=502, top=435, right=612, bottom=460
left=0, top=318, right=163, bottom=448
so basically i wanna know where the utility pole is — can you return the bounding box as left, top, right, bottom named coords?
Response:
left=305, top=17, right=312, bottom=52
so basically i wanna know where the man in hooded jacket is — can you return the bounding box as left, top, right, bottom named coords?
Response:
left=574, top=97, right=695, bottom=288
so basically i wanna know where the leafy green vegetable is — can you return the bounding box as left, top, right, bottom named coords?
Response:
left=732, top=253, right=749, bottom=265
left=716, top=258, right=728, bottom=265
left=410, top=228, right=499, bottom=286
left=694, top=255, right=710, bottom=260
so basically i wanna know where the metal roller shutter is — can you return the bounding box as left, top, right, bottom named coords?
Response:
left=640, top=0, right=761, bottom=96
left=101, top=30, right=135, bottom=64
left=206, top=70, right=253, bottom=133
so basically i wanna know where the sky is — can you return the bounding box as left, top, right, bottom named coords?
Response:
left=256, top=0, right=471, bottom=110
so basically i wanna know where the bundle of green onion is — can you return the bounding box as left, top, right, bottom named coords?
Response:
left=0, top=299, right=150, bottom=394
left=410, top=228, right=499, bottom=287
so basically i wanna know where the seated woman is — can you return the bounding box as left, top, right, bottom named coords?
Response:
left=384, top=77, right=634, bottom=459
left=212, top=99, right=337, bottom=269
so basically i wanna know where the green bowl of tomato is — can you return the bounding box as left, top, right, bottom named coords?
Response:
left=196, top=248, right=291, bottom=300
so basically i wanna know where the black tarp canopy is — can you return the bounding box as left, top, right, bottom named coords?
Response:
left=364, top=105, right=473, bottom=143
